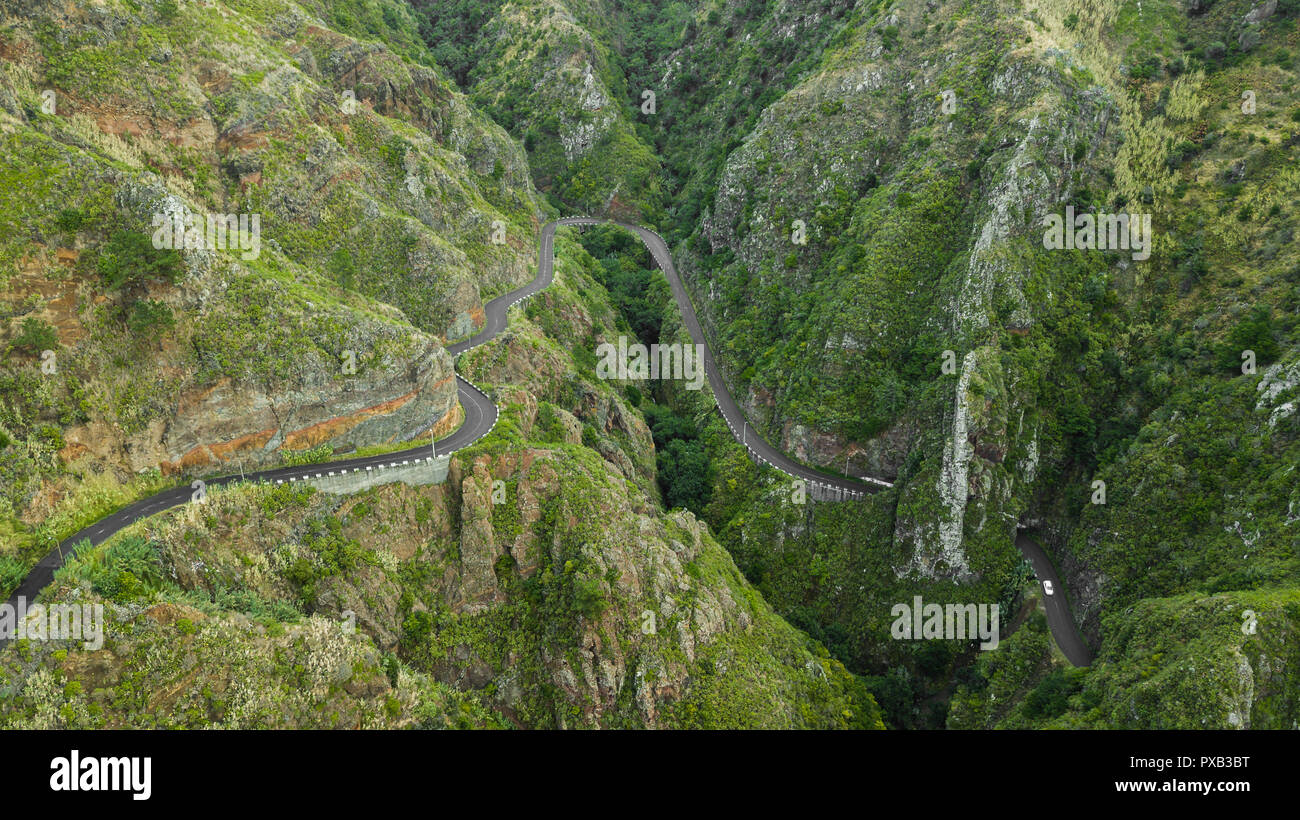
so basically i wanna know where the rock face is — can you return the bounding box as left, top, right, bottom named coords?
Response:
left=448, top=0, right=663, bottom=219
left=454, top=459, right=509, bottom=612
left=4, top=173, right=453, bottom=476
left=0, top=0, right=543, bottom=511
left=1256, top=353, right=1300, bottom=427
left=59, top=295, right=458, bottom=474
left=89, top=443, right=880, bottom=729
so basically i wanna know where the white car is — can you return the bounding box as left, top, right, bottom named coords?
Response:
left=1043, top=580, right=1055, bottom=596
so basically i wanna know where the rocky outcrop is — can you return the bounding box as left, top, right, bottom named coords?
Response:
left=102, top=445, right=879, bottom=728
left=64, top=338, right=456, bottom=475
left=1256, top=351, right=1300, bottom=427
left=0, top=0, right=543, bottom=510
left=461, top=0, right=661, bottom=219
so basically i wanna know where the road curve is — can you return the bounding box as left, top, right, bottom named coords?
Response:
left=4, top=217, right=890, bottom=617
left=3, top=225, right=559, bottom=615
left=4, top=218, right=1091, bottom=668
left=557, top=217, right=892, bottom=498
left=560, top=218, right=1090, bottom=666
left=1015, top=531, right=1093, bottom=666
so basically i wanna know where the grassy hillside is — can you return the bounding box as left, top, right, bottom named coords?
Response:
left=0, top=0, right=547, bottom=590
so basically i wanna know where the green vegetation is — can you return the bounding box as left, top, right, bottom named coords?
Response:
left=10, top=317, right=58, bottom=355
left=643, top=403, right=711, bottom=515
left=408, top=0, right=506, bottom=86
left=580, top=223, right=669, bottom=344
left=281, top=444, right=335, bottom=467
left=4, top=0, right=1300, bottom=731
left=96, top=230, right=184, bottom=291
left=58, top=535, right=167, bottom=603
left=125, top=300, right=175, bottom=345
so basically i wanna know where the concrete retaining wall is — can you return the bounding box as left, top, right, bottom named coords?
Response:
left=273, top=454, right=451, bottom=495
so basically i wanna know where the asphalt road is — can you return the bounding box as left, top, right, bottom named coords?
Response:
left=2, top=225, right=557, bottom=617
left=563, top=218, right=1090, bottom=665
left=1015, top=531, right=1093, bottom=666
left=4, top=217, right=1091, bottom=667
left=558, top=217, right=892, bottom=498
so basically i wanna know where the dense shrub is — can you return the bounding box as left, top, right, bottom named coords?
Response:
left=10, top=317, right=58, bottom=354
left=97, top=230, right=183, bottom=290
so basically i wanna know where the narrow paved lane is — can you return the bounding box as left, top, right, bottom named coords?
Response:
left=1016, top=532, right=1093, bottom=666
left=4, top=218, right=1091, bottom=668
left=3, top=226, right=555, bottom=616
left=558, top=217, right=892, bottom=498
left=559, top=218, right=1090, bottom=666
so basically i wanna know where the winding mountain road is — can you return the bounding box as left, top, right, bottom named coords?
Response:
left=1016, top=532, right=1093, bottom=666
left=561, top=217, right=892, bottom=498
left=3, top=218, right=1089, bottom=667
left=570, top=218, right=1089, bottom=665
left=2, top=227, right=556, bottom=616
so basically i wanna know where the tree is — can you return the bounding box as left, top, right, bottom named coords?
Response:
left=97, top=230, right=184, bottom=291
left=126, top=299, right=175, bottom=344
left=657, top=437, right=711, bottom=514
left=54, top=207, right=88, bottom=232
left=642, top=403, right=696, bottom=447
left=328, top=248, right=358, bottom=290
left=1024, top=669, right=1078, bottom=719
left=11, top=316, right=58, bottom=354
left=1219, top=305, right=1279, bottom=370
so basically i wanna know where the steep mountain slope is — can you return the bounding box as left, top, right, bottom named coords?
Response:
left=3, top=0, right=1298, bottom=731
left=0, top=0, right=542, bottom=583
left=0, top=450, right=882, bottom=728
left=0, top=228, right=883, bottom=728
left=673, top=0, right=1300, bottom=728
left=412, top=0, right=664, bottom=220
left=456, top=0, right=1300, bottom=728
